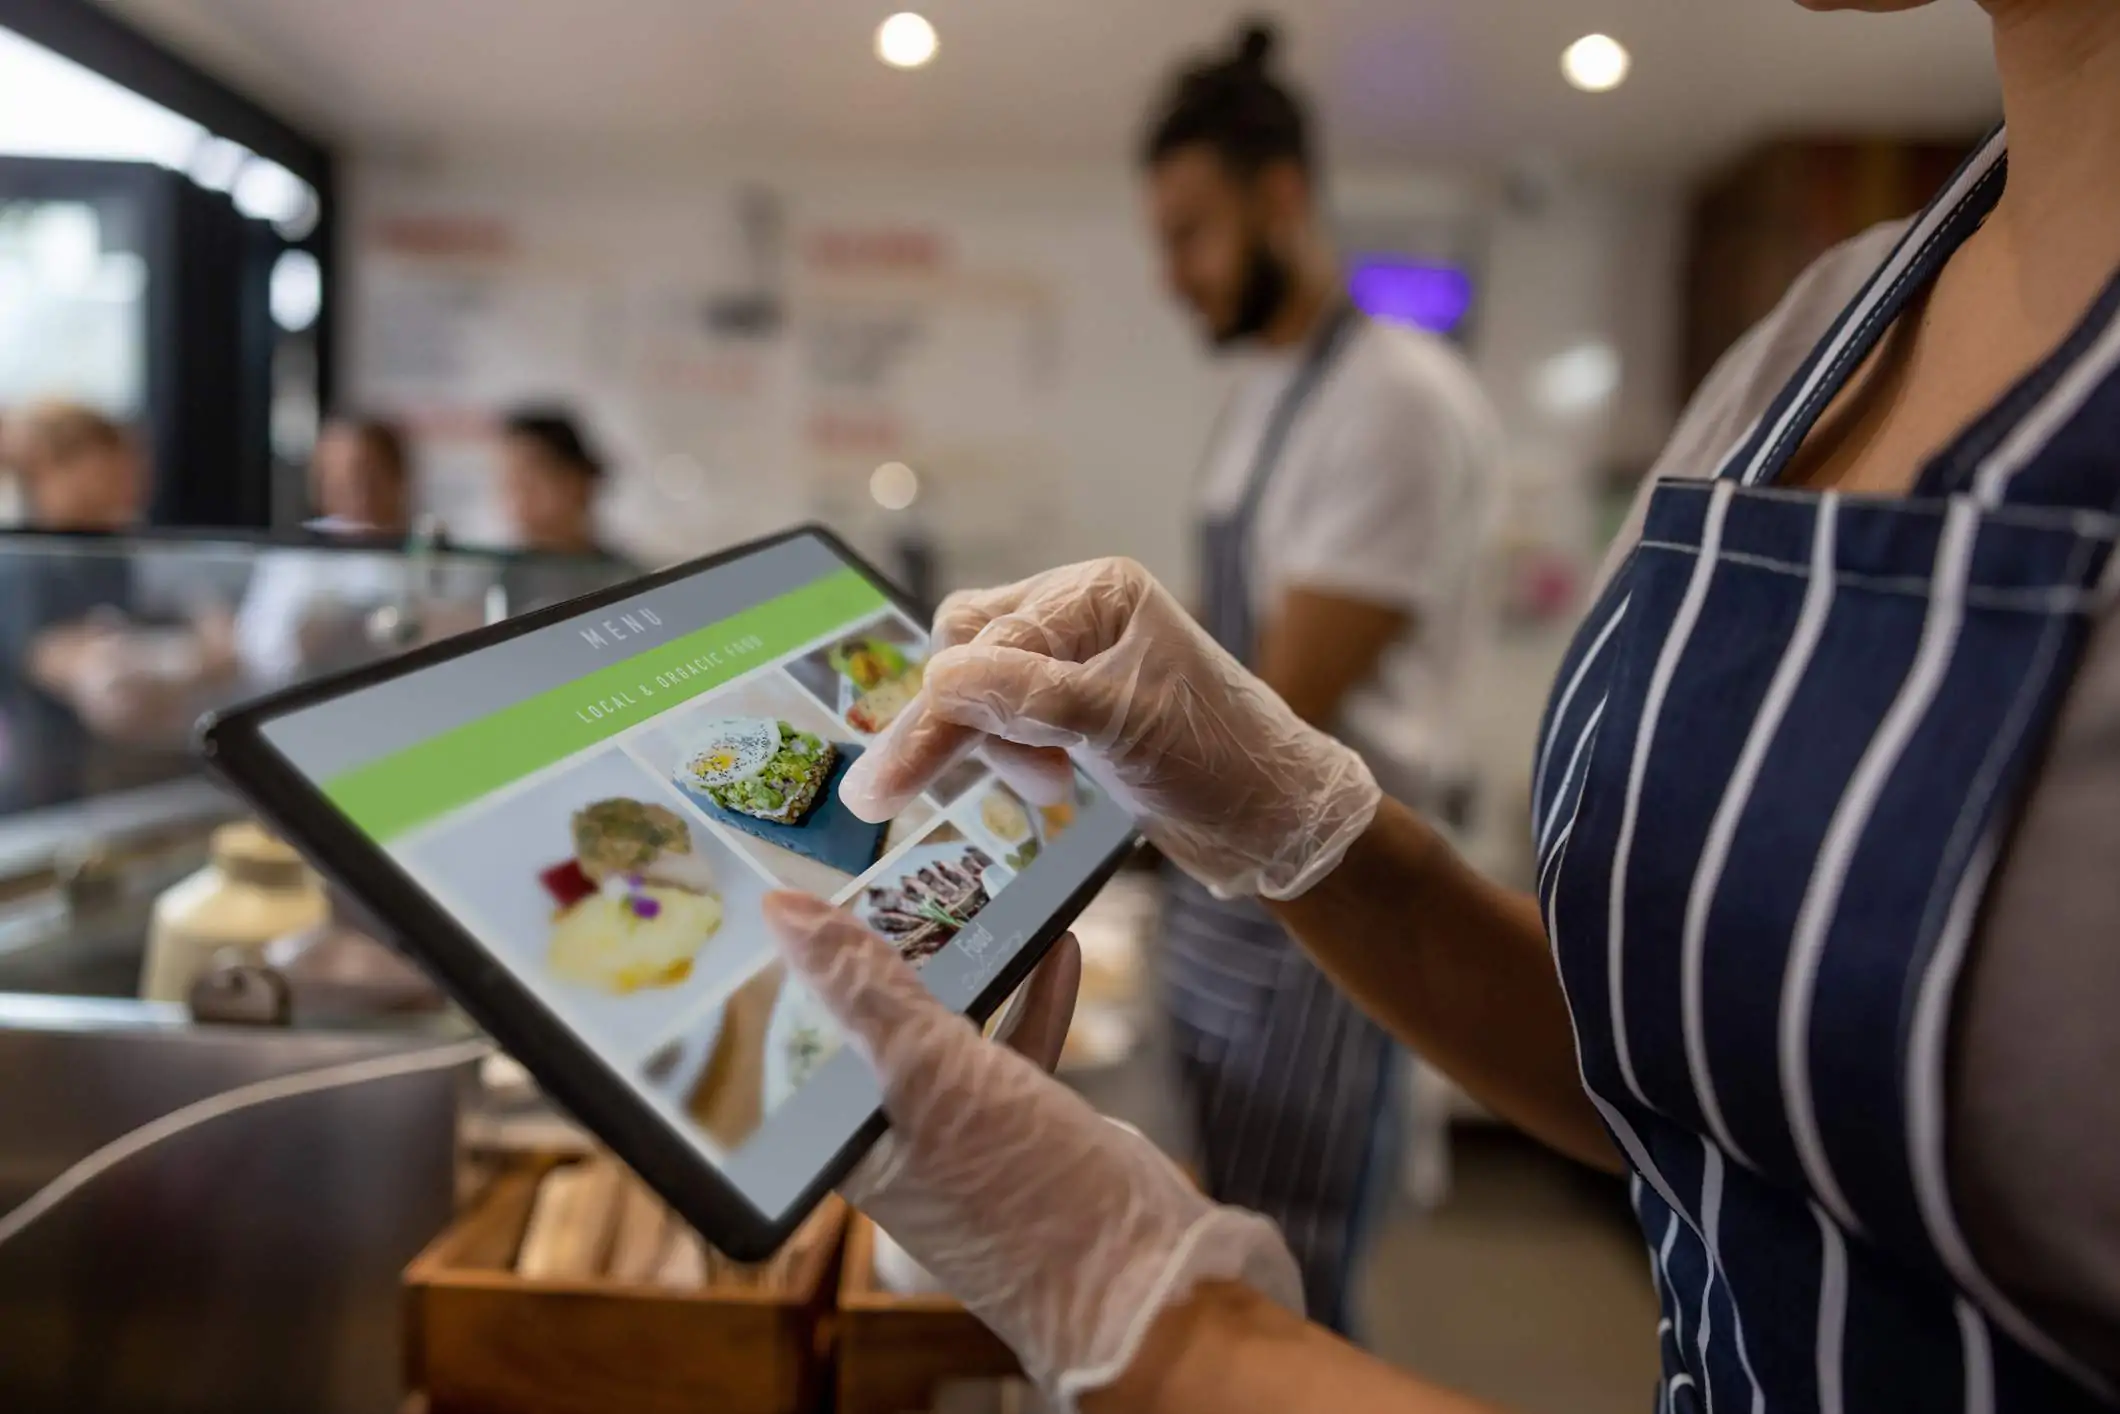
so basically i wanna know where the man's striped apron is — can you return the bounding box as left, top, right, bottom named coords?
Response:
left=1162, top=301, right=1403, bottom=1336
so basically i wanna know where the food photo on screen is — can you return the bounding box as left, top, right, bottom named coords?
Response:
left=624, top=671, right=935, bottom=898
left=784, top=611, right=928, bottom=738
left=388, top=749, right=781, bottom=1066
left=635, top=960, right=847, bottom=1154
left=851, top=821, right=1014, bottom=967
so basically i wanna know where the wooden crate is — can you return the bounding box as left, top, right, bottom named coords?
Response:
left=835, top=1213, right=1023, bottom=1414
left=405, top=1160, right=844, bottom=1414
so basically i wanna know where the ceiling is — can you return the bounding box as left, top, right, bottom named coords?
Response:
left=95, top=0, right=2002, bottom=176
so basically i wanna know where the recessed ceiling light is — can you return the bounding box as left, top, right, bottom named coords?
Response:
left=1561, top=34, right=1630, bottom=93
left=870, top=461, right=919, bottom=510
left=876, top=12, right=939, bottom=70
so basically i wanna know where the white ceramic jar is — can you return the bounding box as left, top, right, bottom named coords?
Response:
left=141, top=821, right=329, bottom=1004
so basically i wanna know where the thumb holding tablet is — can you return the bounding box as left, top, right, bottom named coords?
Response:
left=761, top=891, right=1303, bottom=1406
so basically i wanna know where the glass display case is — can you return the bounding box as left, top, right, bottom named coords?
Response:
left=0, top=525, right=635, bottom=998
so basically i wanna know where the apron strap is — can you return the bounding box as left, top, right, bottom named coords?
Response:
left=1215, top=299, right=1369, bottom=659
left=1712, top=127, right=2008, bottom=490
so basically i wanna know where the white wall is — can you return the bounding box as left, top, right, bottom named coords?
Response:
left=347, top=151, right=1234, bottom=589
left=347, top=148, right=1678, bottom=579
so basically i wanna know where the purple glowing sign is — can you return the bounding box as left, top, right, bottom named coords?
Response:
left=1347, top=257, right=1474, bottom=335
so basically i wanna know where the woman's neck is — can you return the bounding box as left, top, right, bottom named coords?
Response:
left=1986, top=0, right=2120, bottom=327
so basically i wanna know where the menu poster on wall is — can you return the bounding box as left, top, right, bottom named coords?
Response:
left=793, top=224, right=1064, bottom=553
left=350, top=201, right=1071, bottom=572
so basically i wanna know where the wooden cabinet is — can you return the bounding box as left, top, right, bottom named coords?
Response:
left=1682, top=136, right=1982, bottom=400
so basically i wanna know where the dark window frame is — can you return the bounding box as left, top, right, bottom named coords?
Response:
left=0, top=0, right=340, bottom=513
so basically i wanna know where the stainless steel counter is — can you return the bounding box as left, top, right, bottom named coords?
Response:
left=0, top=997, right=468, bottom=1414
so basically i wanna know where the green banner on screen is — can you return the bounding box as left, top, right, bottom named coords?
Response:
left=323, top=569, right=886, bottom=841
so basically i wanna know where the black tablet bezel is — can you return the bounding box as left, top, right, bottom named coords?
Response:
left=197, top=524, right=1134, bottom=1260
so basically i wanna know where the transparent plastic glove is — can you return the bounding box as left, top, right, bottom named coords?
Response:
left=764, top=892, right=1302, bottom=1407
left=841, top=557, right=1380, bottom=900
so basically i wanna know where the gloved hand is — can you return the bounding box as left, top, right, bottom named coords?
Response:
left=764, top=892, right=1301, bottom=1407
left=841, top=557, right=1380, bottom=900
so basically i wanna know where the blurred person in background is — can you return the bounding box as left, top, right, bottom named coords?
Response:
left=498, top=408, right=612, bottom=557
left=0, top=401, right=150, bottom=809
left=1135, top=19, right=1501, bottom=1334
left=495, top=407, right=638, bottom=609
left=306, top=415, right=413, bottom=535
left=5, top=398, right=143, bottom=532
left=231, top=413, right=419, bottom=686
left=42, top=414, right=425, bottom=745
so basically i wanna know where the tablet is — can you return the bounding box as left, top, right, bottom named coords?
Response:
left=199, top=527, right=1136, bottom=1258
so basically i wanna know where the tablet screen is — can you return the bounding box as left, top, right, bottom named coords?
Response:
left=254, top=532, right=1133, bottom=1219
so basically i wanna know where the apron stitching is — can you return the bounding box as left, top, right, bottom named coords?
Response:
left=1682, top=494, right=1840, bottom=1173
left=1636, top=540, right=2102, bottom=612
left=1777, top=498, right=1980, bottom=1238
left=1754, top=161, right=2006, bottom=485
left=1653, top=477, right=2120, bottom=535
left=1608, top=482, right=1738, bottom=1109
left=1734, top=132, right=2007, bottom=487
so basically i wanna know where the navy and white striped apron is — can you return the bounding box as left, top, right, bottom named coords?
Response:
left=1534, top=128, right=2119, bottom=1411
left=1162, top=301, right=1403, bottom=1335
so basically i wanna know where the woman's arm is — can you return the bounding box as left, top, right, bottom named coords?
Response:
left=1271, top=800, right=1618, bottom=1172
left=1087, top=1282, right=1507, bottom=1414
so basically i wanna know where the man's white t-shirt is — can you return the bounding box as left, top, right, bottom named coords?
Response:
left=1197, top=318, right=1502, bottom=794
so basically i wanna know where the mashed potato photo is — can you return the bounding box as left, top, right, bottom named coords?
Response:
left=543, top=797, right=726, bottom=994
left=548, top=877, right=725, bottom=993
